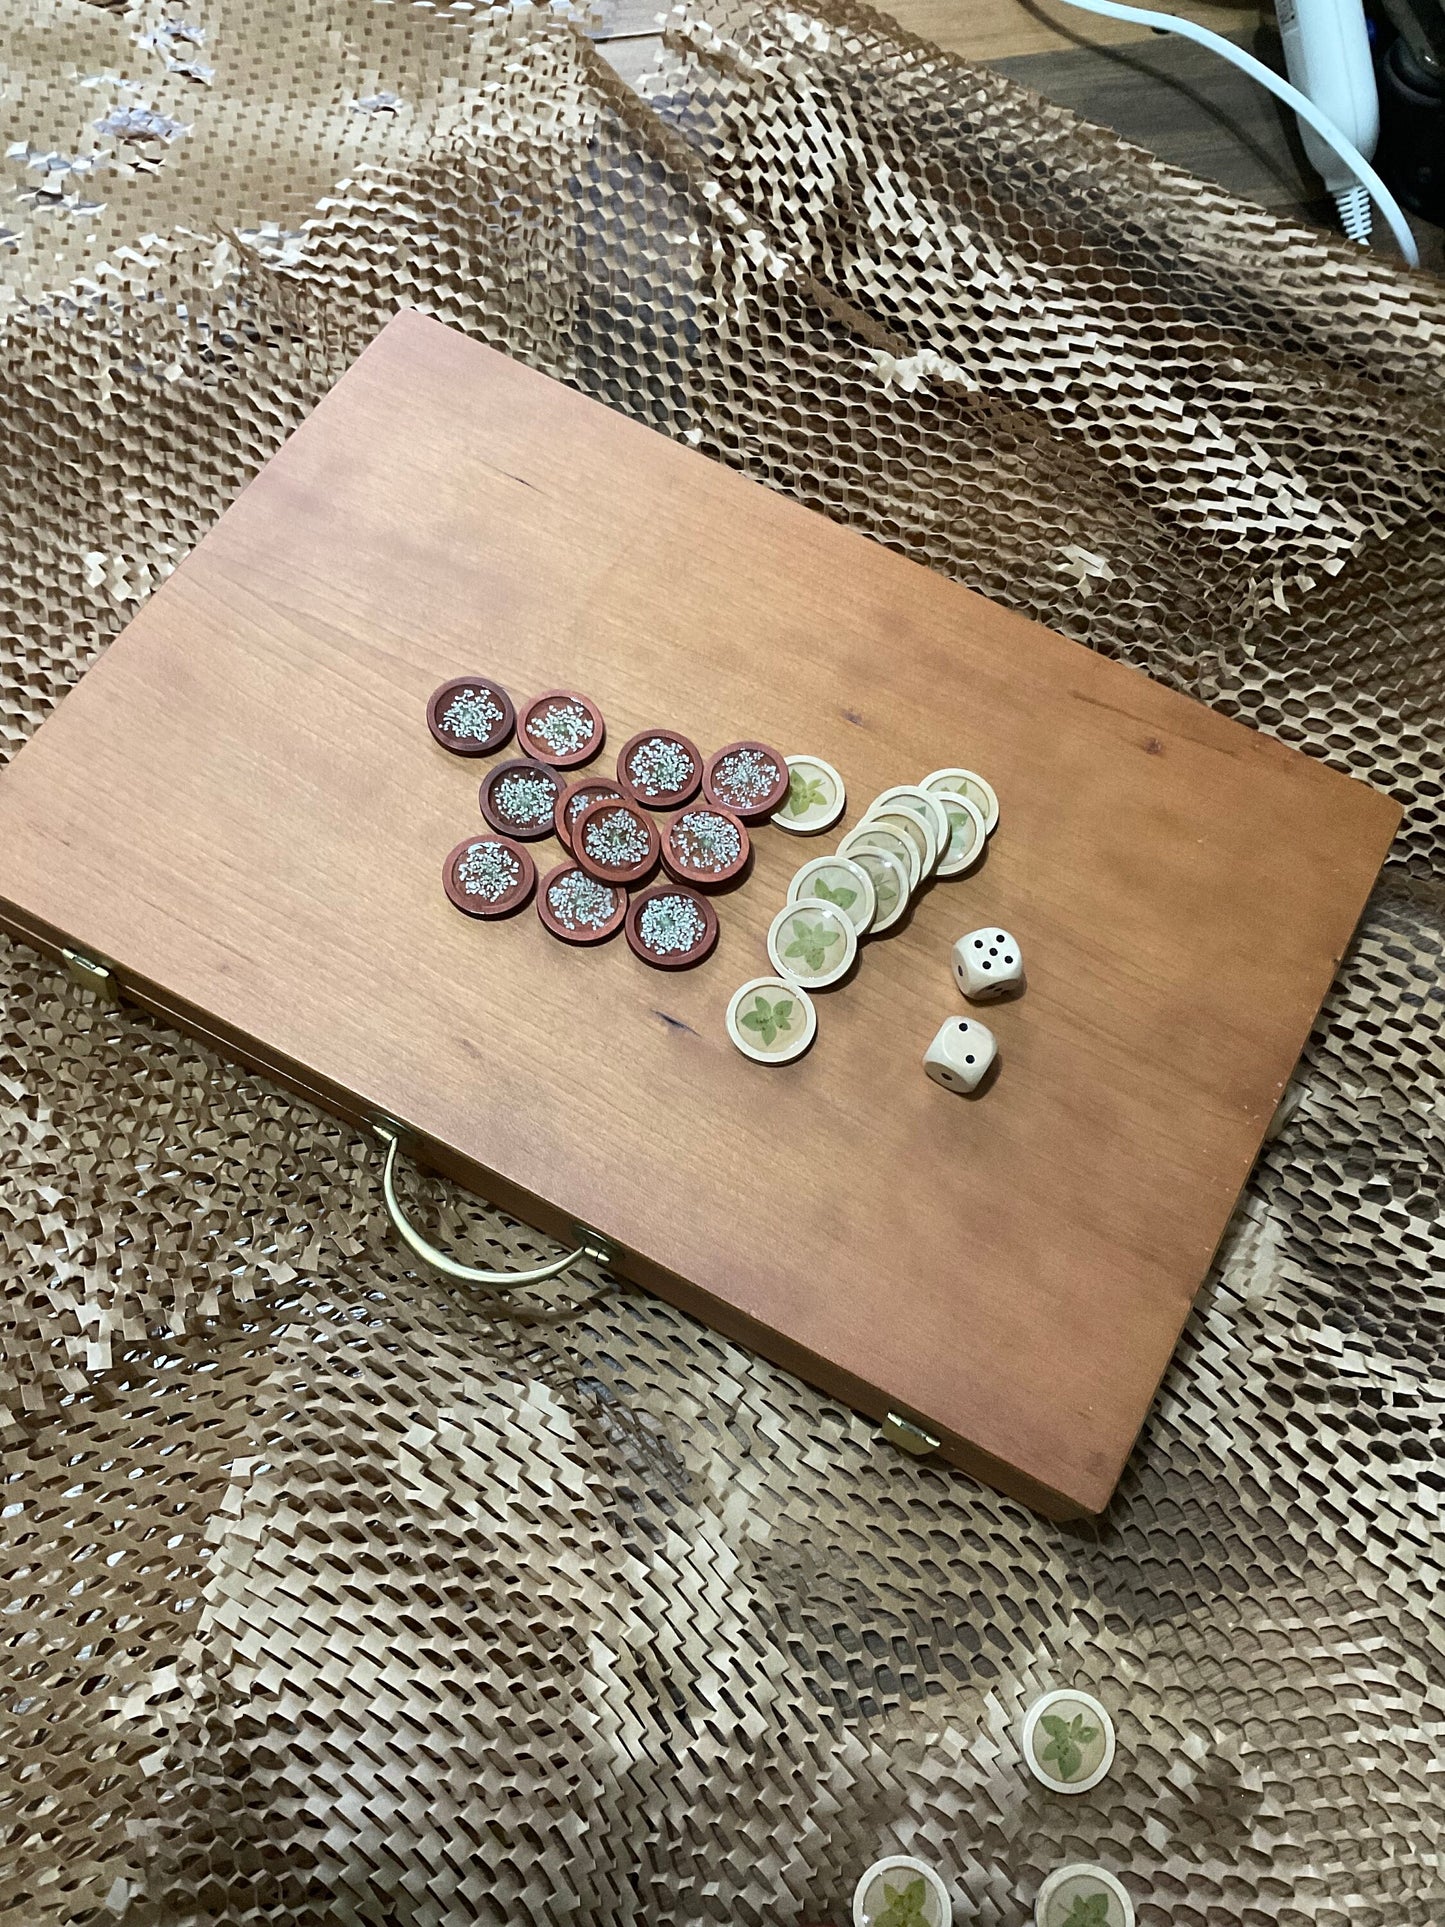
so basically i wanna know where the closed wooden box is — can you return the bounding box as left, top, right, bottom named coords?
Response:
left=0, top=311, right=1399, bottom=1517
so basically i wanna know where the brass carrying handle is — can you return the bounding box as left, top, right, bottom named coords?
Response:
left=374, top=1122, right=615, bottom=1289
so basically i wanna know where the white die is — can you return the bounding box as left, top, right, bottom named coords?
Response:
left=924, top=1015, right=997, bottom=1094
left=953, top=927, right=1024, bottom=1001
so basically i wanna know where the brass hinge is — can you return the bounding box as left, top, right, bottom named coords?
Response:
left=882, top=1411, right=941, bottom=1458
left=61, top=947, right=120, bottom=1007
left=575, top=1227, right=618, bottom=1269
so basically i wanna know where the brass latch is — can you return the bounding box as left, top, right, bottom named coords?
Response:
left=882, top=1412, right=941, bottom=1458
left=61, top=947, right=120, bottom=1007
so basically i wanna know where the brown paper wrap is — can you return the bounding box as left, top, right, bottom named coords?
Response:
left=2, top=1, right=1441, bottom=1921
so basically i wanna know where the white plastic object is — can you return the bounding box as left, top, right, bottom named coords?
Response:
left=954, top=927, right=1025, bottom=1001
left=1277, top=0, right=1379, bottom=239
left=1052, top=0, right=1417, bottom=264
left=923, top=1014, right=997, bottom=1094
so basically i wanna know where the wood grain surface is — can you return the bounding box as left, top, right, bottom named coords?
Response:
left=871, top=0, right=1259, bottom=62
left=589, top=0, right=1259, bottom=63
left=0, top=311, right=1399, bottom=1515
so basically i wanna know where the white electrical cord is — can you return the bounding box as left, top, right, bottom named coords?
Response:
left=1050, top=0, right=1420, bottom=266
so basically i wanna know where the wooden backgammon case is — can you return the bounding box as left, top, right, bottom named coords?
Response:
left=0, top=311, right=1400, bottom=1518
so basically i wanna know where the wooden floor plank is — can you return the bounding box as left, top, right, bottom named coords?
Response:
left=591, top=0, right=1261, bottom=58
left=876, top=0, right=1260, bottom=62
left=998, top=29, right=1314, bottom=208
left=593, top=0, right=1263, bottom=52
left=997, top=29, right=1438, bottom=259
left=592, top=5, right=1438, bottom=266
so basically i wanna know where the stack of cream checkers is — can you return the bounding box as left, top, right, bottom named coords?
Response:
left=726, top=763, right=999, bottom=1064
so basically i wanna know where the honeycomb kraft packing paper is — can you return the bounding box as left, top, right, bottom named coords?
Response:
left=1, top=2, right=1442, bottom=1922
